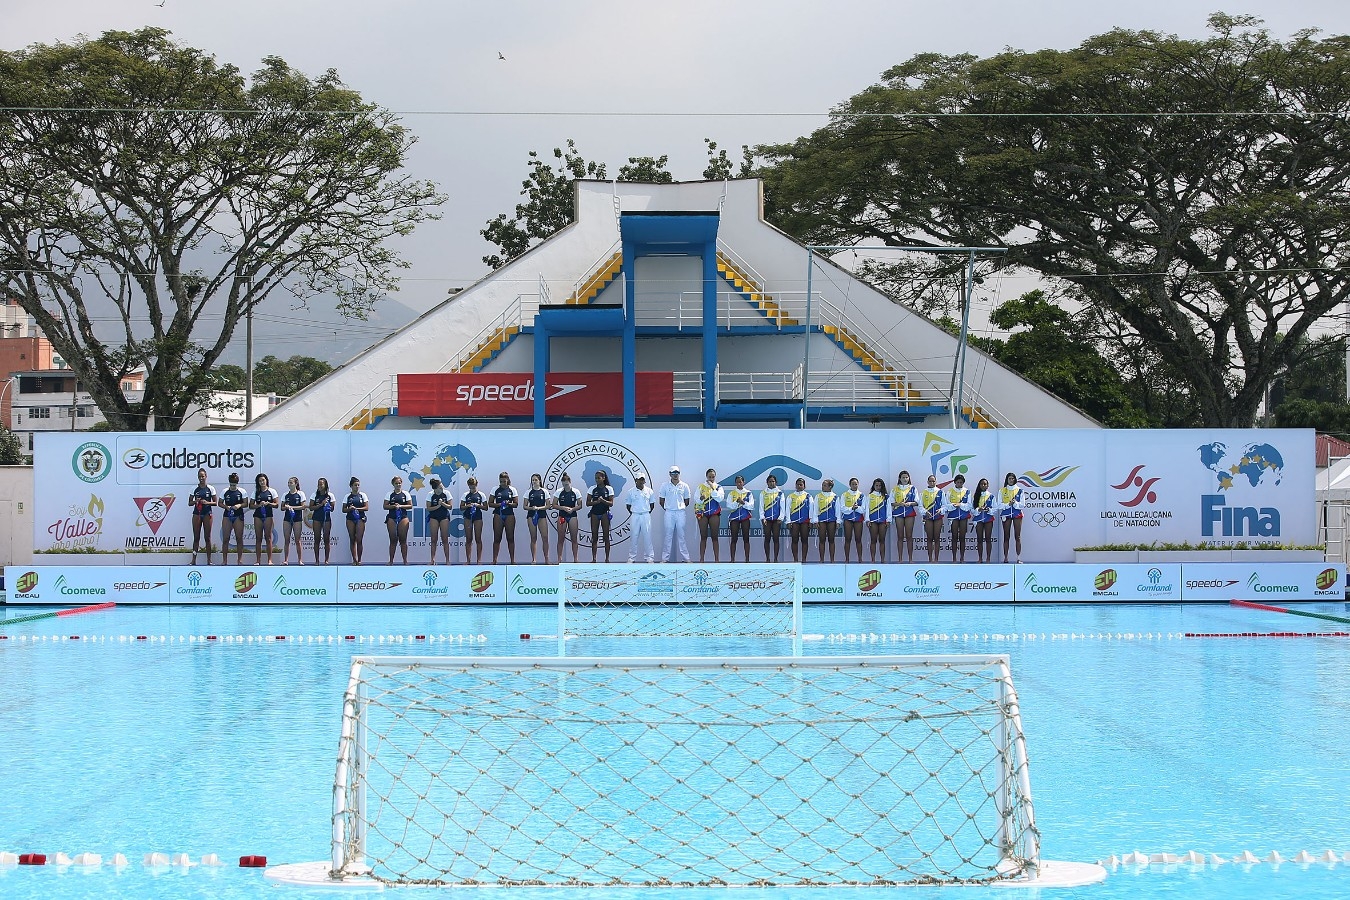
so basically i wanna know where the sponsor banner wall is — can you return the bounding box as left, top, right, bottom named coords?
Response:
left=1102, top=430, right=1314, bottom=549
left=1015, top=563, right=1182, bottom=603
left=170, top=566, right=336, bottom=604
left=1181, top=562, right=1345, bottom=602
left=5, top=566, right=172, bottom=604
left=845, top=564, right=1016, bottom=603
left=508, top=565, right=563, bottom=603
left=997, top=430, right=1106, bottom=564
left=337, top=565, right=506, bottom=605
left=5, top=562, right=1343, bottom=605
left=34, top=429, right=1317, bottom=564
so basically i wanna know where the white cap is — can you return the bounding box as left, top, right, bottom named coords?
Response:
left=634, top=472, right=647, bottom=481
left=669, top=465, right=680, bottom=474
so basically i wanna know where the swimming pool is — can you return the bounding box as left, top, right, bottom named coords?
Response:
left=1, top=601, right=1349, bottom=899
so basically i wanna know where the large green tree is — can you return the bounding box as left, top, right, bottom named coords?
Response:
left=252, top=354, right=332, bottom=396
left=760, top=14, right=1350, bottom=426
left=0, top=28, right=442, bottom=430
left=483, top=141, right=746, bottom=268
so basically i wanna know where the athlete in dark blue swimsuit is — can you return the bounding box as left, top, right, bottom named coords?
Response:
left=524, top=474, right=550, bottom=565
left=219, top=473, right=247, bottom=565
left=460, top=477, right=486, bottom=565
left=281, top=476, right=307, bottom=565
left=252, top=473, right=278, bottom=565
left=309, top=477, right=333, bottom=565
left=426, top=476, right=452, bottom=565
left=342, top=477, right=369, bottom=565
left=491, top=472, right=518, bottom=565
left=384, top=475, right=413, bottom=565
left=554, top=473, right=581, bottom=563
left=190, top=468, right=217, bottom=566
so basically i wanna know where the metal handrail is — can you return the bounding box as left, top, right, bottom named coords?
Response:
left=440, top=295, right=539, bottom=375
left=331, top=375, right=397, bottom=430
left=634, top=291, right=797, bottom=330
left=570, top=241, right=621, bottom=304
left=715, top=242, right=773, bottom=301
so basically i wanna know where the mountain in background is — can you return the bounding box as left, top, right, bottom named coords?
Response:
left=217, top=294, right=425, bottom=369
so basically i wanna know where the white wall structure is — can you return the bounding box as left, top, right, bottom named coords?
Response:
left=0, top=464, right=34, bottom=568
left=252, top=179, right=1098, bottom=432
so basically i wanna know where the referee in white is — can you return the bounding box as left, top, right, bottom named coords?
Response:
left=659, top=465, right=692, bottom=563
left=625, top=472, right=655, bottom=562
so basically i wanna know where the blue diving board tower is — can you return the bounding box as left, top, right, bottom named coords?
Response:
left=533, top=211, right=722, bottom=428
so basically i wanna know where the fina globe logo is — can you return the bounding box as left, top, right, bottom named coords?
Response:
left=72, top=442, right=112, bottom=484
left=510, top=573, right=556, bottom=597
left=1198, top=441, right=1285, bottom=538
left=272, top=575, right=328, bottom=598
left=14, top=570, right=40, bottom=597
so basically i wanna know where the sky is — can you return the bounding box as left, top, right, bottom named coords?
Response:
left=6, top=1, right=1350, bottom=358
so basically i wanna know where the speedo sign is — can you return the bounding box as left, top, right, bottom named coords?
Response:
left=1180, top=562, right=1346, bottom=602
left=115, top=434, right=261, bottom=484
left=397, top=372, right=675, bottom=417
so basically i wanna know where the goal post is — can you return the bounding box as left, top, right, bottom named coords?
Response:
left=556, top=563, right=803, bottom=641
left=330, top=654, right=1042, bottom=886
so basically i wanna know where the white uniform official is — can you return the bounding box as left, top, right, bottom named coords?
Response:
left=659, top=466, right=692, bottom=563
left=625, top=475, right=655, bottom=563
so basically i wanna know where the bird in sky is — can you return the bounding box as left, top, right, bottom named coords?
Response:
left=498, top=52, right=506, bottom=60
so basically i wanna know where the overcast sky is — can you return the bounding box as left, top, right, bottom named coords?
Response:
left=7, top=1, right=1350, bottom=347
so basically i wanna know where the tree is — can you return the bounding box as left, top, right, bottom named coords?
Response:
left=252, top=354, right=332, bottom=395
left=481, top=142, right=681, bottom=268
left=0, top=426, right=25, bottom=465
left=210, top=364, right=247, bottom=392
left=702, top=139, right=756, bottom=181
left=760, top=15, right=1350, bottom=426
left=981, top=291, right=1151, bottom=427
left=0, top=28, right=443, bottom=430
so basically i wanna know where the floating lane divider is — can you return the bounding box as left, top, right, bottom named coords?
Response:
left=1101, top=849, right=1350, bottom=868
left=1186, top=631, right=1350, bottom=639
left=0, top=633, right=488, bottom=644
left=0, top=851, right=261, bottom=867
left=1231, top=598, right=1350, bottom=627
left=0, top=602, right=115, bottom=629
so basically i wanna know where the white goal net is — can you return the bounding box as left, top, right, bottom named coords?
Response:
left=331, top=655, right=1040, bottom=886
left=557, top=564, right=802, bottom=639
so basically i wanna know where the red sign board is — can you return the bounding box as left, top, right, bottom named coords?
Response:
left=398, top=372, right=675, bottom=417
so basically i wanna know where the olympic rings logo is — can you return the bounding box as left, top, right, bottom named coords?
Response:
left=1032, top=512, right=1065, bottom=527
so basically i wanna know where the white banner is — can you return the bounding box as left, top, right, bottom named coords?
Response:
left=1015, top=563, right=1183, bottom=602
left=33, top=429, right=1318, bottom=563
left=1181, top=562, right=1345, bottom=602
left=337, top=565, right=507, bottom=605
left=5, top=566, right=171, bottom=604
left=844, top=564, right=1016, bottom=603
left=6, top=562, right=1342, bottom=605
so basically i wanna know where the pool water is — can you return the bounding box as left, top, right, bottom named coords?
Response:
left=2, top=601, right=1349, bottom=899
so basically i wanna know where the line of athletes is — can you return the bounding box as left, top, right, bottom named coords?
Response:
left=184, top=466, right=1029, bottom=568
